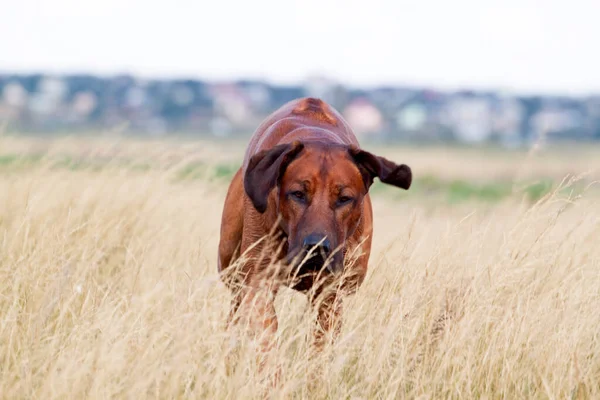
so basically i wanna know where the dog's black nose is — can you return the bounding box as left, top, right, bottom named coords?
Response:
left=302, top=234, right=331, bottom=255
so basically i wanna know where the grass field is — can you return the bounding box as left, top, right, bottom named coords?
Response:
left=1, top=134, right=600, bottom=399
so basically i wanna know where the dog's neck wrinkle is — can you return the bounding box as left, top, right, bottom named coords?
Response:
left=280, top=127, right=349, bottom=146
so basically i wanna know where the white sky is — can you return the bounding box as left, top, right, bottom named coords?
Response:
left=1, top=0, right=599, bottom=95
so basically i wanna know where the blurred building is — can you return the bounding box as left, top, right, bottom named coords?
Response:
left=1, top=73, right=600, bottom=146
left=342, top=97, right=383, bottom=141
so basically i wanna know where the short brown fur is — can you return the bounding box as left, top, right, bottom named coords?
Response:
left=218, top=97, right=412, bottom=367
left=291, top=97, right=339, bottom=125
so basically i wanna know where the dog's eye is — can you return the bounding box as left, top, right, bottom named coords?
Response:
left=337, top=196, right=353, bottom=206
left=290, top=191, right=306, bottom=201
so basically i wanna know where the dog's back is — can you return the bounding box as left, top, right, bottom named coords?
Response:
left=241, top=98, right=360, bottom=173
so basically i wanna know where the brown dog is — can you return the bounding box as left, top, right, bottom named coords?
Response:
left=218, top=97, right=412, bottom=353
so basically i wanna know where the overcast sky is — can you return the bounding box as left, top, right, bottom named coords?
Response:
left=2, top=0, right=599, bottom=95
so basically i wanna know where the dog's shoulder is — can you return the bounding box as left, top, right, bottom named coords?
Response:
left=290, top=97, right=338, bottom=126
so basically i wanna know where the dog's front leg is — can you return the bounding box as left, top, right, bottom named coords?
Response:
left=311, top=289, right=343, bottom=351
left=238, top=286, right=278, bottom=350
left=236, top=284, right=281, bottom=385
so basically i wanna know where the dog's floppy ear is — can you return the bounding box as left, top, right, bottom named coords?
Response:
left=244, top=141, right=305, bottom=213
left=348, top=147, right=412, bottom=191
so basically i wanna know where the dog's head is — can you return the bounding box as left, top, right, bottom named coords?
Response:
left=244, top=141, right=412, bottom=274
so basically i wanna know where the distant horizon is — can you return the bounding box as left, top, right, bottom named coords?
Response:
left=4, top=0, right=600, bottom=99
left=2, top=68, right=599, bottom=99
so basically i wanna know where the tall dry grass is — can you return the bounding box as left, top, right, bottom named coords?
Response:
left=0, top=136, right=599, bottom=399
